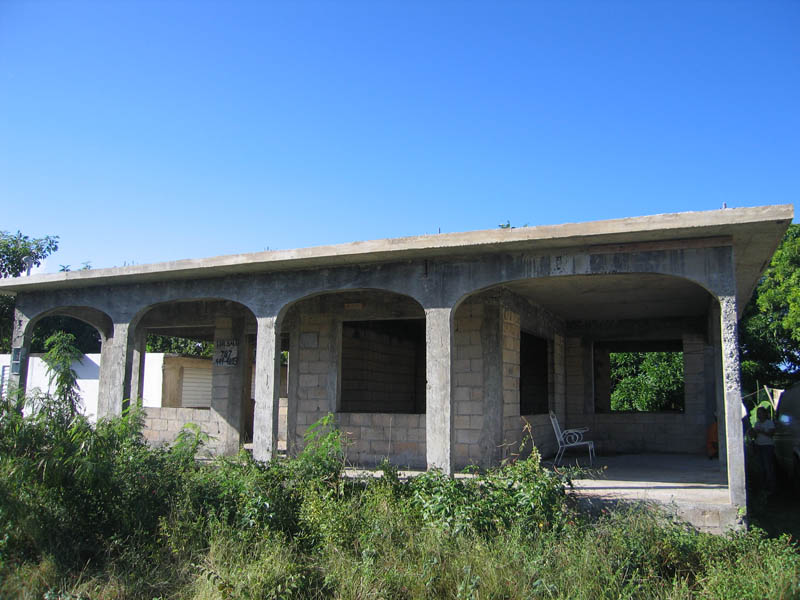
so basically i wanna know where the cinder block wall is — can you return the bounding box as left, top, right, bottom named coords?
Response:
left=338, top=412, right=426, bottom=468
left=340, top=323, right=424, bottom=413
left=565, top=332, right=708, bottom=454
left=452, top=291, right=564, bottom=470
left=143, top=407, right=224, bottom=455
left=289, top=292, right=426, bottom=468
left=453, top=300, right=490, bottom=468
left=289, top=289, right=565, bottom=470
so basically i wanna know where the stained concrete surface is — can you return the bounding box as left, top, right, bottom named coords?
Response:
left=567, top=453, right=738, bottom=533
left=568, top=453, right=728, bottom=504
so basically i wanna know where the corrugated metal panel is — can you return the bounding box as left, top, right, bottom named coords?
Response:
left=181, top=367, right=212, bottom=408
left=0, top=364, right=8, bottom=398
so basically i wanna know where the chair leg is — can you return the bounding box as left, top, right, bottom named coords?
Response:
left=554, top=447, right=564, bottom=466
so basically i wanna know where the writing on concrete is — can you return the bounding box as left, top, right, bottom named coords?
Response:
left=214, top=339, right=239, bottom=367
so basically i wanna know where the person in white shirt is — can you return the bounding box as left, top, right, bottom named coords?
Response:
left=750, top=406, right=777, bottom=493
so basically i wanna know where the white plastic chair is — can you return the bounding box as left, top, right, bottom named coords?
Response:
left=549, top=411, right=595, bottom=466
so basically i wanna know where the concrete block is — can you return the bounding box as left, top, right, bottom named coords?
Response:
left=370, top=440, right=390, bottom=455
left=308, top=386, right=327, bottom=399
left=299, top=374, right=319, bottom=387
left=308, top=361, right=329, bottom=374
left=298, top=348, right=319, bottom=361
left=407, top=427, right=424, bottom=441
left=455, top=429, right=481, bottom=444
left=455, top=415, right=470, bottom=429
left=456, top=372, right=482, bottom=387
left=394, top=441, right=420, bottom=454
left=299, top=333, right=319, bottom=349
left=456, top=401, right=483, bottom=416
left=454, top=359, right=471, bottom=373
left=454, top=332, right=472, bottom=346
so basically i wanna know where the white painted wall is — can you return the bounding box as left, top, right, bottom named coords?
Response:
left=0, top=353, right=165, bottom=421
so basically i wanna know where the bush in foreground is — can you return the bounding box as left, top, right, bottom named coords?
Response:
left=0, top=396, right=798, bottom=599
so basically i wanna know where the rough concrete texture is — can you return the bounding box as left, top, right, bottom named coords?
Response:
left=143, top=407, right=224, bottom=457
left=1, top=206, right=791, bottom=511
left=570, top=454, right=741, bottom=534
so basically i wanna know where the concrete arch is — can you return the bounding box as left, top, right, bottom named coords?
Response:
left=274, top=286, right=426, bottom=327
left=22, top=305, right=113, bottom=342
left=452, top=271, right=717, bottom=324
left=131, top=296, right=258, bottom=337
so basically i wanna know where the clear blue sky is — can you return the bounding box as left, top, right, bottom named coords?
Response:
left=1, top=1, right=798, bottom=272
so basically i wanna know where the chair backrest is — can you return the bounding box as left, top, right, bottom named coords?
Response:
left=549, top=411, right=563, bottom=442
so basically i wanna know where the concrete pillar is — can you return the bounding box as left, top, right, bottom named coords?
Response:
left=425, top=307, right=454, bottom=474
left=6, top=307, right=32, bottom=397
left=129, top=327, right=146, bottom=406
left=252, top=315, right=281, bottom=462
left=479, top=304, right=503, bottom=467
left=286, top=322, right=300, bottom=454
left=718, top=295, right=746, bottom=507
left=553, top=333, right=566, bottom=422
left=97, top=321, right=136, bottom=418
left=211, top=316, right=246, bottom=455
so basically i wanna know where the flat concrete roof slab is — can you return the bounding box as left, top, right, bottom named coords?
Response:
left=0, top=206, right=792, bottom=319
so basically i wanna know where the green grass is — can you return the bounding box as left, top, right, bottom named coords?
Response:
left=1, top=399, right=798, bottom=600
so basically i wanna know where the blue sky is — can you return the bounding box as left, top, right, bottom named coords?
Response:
left=1, top=1, right=798, bottom=272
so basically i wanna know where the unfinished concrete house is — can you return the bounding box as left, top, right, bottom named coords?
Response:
left=1, top=205, right=793, bottom=518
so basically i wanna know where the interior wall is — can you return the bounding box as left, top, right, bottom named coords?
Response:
left=564, top=329, right=710, bottom=455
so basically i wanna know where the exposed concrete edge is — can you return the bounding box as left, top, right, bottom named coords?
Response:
left=0, top=204, right=792, bottom=294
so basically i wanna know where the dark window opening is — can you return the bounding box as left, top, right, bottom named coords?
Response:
left=594, top=341, right=684, bottom=413
left=340, top=319, right=426, bottom=413
left=520, top=331, right=549, bottom=415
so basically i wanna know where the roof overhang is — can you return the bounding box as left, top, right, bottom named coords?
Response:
left=0, top=205, right=792, bottom=315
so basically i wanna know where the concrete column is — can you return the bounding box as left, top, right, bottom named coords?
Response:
left=252, top=315, right=281, bottom=462
left=6, top=307, right=32, bottom=397
left=211, top=316, right=246, bottom=456
left=97, top=321, right=136, bottom=418
left=286, top=322, right=300, bottom=455
left=425, top=307, right=454, bottom=474
left=129, top=327, right=146, bottom=406
left=718, top=295, right=746, bottom=507
left=553, top=333, right=567, bottom=422
left=479, top=304, right=503, bottom=467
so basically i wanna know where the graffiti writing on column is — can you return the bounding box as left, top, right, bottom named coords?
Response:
left=214, top=339, right=239, bottom=366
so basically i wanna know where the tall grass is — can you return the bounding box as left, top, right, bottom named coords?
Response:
left=1, top=395, right=798, bottom=600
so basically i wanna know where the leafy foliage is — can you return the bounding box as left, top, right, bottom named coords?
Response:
left=1, top=405, right=798, bottom=599
left=0, top=230, right=60, bottom=352
left=739, top=223, right=800, bottom=391
left=610, top=351, right=685, bottom=412
left=30, top=316, right=101, bottom=354
left=146, top=334, right=214, bottom=358
left=0, top=231, right=59, bottom=279
left=42, top=332, right=84, bottom=415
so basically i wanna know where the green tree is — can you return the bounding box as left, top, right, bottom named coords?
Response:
left=0, top=231, right=60, bottom=352
left=30, top=315, right=102, bottom=354
left=146, top=334, right=214, bottom=358
left=610, top=351, right=685, bottom=412
left=42, top=331, right=83, bottom=415
left=739, top=224, right=800, bottom=392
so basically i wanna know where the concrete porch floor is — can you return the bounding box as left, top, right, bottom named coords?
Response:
left=564, top=453, right=739, bottom=533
